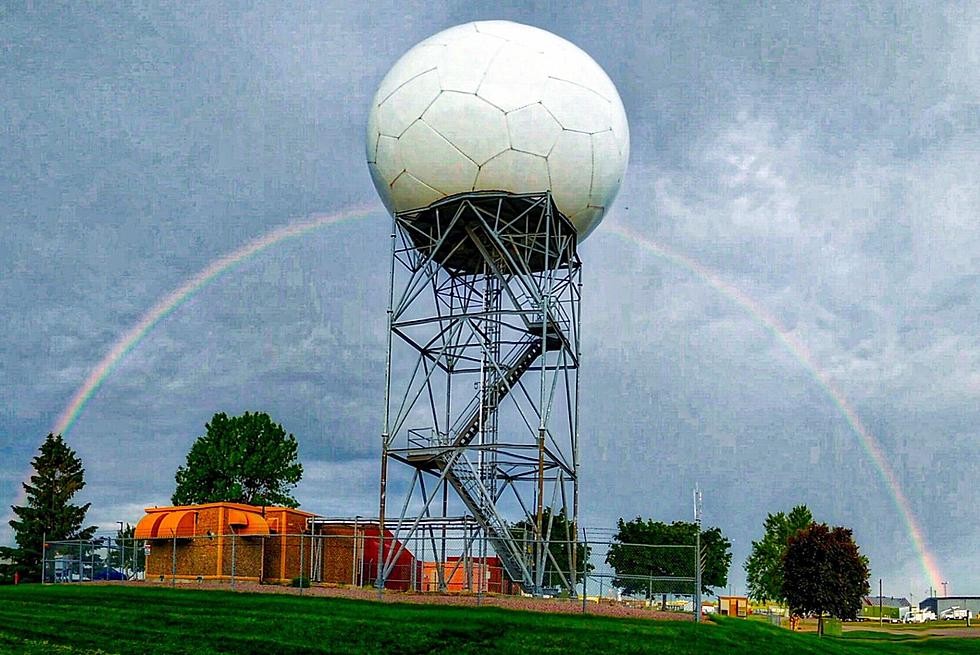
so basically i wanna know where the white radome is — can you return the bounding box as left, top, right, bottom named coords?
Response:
left=366, top=21, right=629, bottom=241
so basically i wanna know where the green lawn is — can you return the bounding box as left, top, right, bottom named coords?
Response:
left=0, top=585, right=978, bottom=654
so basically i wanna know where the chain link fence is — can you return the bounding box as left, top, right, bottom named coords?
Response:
left=43, top=537, right=146, bottom=583
left=40, top=528, right=703, bottom=618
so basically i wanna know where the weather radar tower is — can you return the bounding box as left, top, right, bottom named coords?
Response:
left=366, top=21, right=629, bottom=595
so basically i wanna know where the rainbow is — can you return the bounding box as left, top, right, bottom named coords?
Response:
left=51, top=205, right=379, bottom=437
left=40, top=204, right=941, bottom=590
left=605, top=222, right=944, bottom=591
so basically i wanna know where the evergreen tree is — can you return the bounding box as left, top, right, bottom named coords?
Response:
left=1, top=434, right=96, bottom=581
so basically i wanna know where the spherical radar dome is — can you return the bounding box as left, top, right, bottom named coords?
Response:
left=366, top=21, right=629, bottom=241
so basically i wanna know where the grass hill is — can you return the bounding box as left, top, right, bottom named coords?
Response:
left=1, top=585, right=978, bottom=654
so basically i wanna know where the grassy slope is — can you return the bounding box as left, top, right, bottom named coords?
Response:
left=0, top=586, right=978, bottom=655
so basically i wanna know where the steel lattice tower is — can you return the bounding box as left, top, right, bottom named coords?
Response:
left=376, top=191, right=582, bottom=595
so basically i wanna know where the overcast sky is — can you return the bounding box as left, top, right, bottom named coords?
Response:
left=2, top=2, right=978, bottom=598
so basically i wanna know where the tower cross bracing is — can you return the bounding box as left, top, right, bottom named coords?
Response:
left=377, top=191, right=582, bottom=594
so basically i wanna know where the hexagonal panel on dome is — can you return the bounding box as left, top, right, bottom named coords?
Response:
left=590, top=130, right=622, bottom=208
left=570, top=205, right=604, bottom=239
left=390, top=171, right=444, bottom=212
left=374, top=135, right=404, bottom=186
left=473, top=21, right=561, bottom=54
left=610, top=101, right=630, bottom=160
left=541, top=78, right=612, bottom=134
left=376, top=69, right=442, bottom=137
left=474, top=150, right=550, bottom=194
left=397, top=119, right=478, bottom=194
left=507, top=103, right=561, bottom=156
left=437, top=32, right=507, bottom=93
left=477, top=42, right=549, bottom=112
left=422, top=92, right=509, bottom=165
left=547, top=130, right=593, bottom=218
left=372, top=44, right=444, bottom=108
left=366, top=105, right=381, bottom=164
left=542, top=57, right=619, bottom=106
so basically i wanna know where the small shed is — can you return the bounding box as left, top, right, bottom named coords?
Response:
left=134, top=502, right=315, bottom=584
left=311, top=519, right=417, bottom=591
left=717, top=595, right=749, bottom=617
left=419, top=556, right=517, bottom=594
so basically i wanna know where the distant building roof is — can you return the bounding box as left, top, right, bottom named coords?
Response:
left=922, top=596, right=980, bottom=602
left=865, top=596, right=911, bottom=608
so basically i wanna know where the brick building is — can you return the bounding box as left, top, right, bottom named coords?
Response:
left=135, top=504, right=518, bottom=593
left=310, top=519, right=418, bottom=591
left=134, top=502, right=315, bottom=584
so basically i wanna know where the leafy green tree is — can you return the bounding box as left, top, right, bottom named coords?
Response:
left=606, top=517, right=731, bottom=597
left=510, top=507, right=592, bottom=590
left=783, top=523, right=870, bottom=635
left=172, top=412, right=303, bottom=507
left=0, top=434, right=96, bottom=581
left=744, top=504, right=813, bottom=602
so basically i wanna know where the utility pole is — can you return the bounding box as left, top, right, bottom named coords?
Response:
left=694, top=486, right=702, bottom=624
left=879, top=579, right=883, bottom=627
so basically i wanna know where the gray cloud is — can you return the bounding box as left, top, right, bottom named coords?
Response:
left=2, top=2, right=978, bottom=597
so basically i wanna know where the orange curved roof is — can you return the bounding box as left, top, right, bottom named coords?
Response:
left=134, top=509, right=195, bottom=539
left=135, top=502, right=309, bottom=539
left=134, top=512, right=167, bottom=539
left=158, top=510, right=196, bottom=538
left=227, top=509, right=248, bottom=526
left=235, top=512, right=271, bottom=536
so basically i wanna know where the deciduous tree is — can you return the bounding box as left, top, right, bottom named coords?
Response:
left=607, top=517, right=731, bottom=597
left=172, top=412, right=303, bottom=507
left=744, top=504, right=813, bottom=602
left=783, top=523, right=870, bottom=635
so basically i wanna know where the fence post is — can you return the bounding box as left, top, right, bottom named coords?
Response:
left=299, top=530, right=305, bottom=595
left=695, top=541, right=702, bottom=622
left=581, top=528, right=588, bottom=615
left=41, top=532, right=46, bottom=584
left=410, top=533, right=417, bottom=592
left=171, top=530, right=177, bottom=588
left=352, top=518, right=358, bottom=586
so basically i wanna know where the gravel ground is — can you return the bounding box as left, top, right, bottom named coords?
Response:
left=121, top=580, right=688, bottom=621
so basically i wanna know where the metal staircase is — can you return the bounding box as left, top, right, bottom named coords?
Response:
left=435, top=335, right=550, bottom=587
left=450, top=337, right=545, bottom=449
